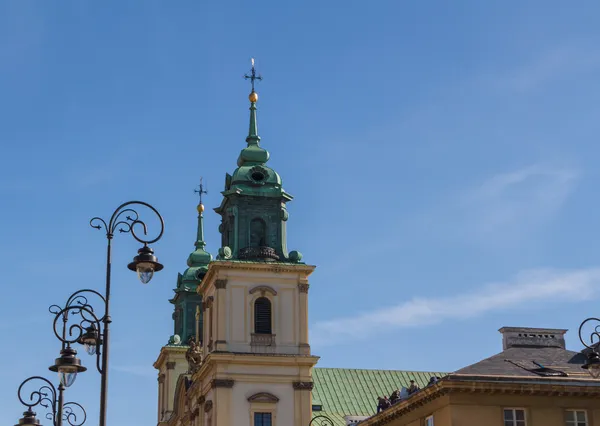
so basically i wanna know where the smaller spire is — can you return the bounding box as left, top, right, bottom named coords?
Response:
left=193, top=178, right=208, bottom=250
left=244, top=58, right=262, bottom=146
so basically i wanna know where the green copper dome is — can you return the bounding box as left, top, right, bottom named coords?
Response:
left=181, top=203, right=213, bottom=287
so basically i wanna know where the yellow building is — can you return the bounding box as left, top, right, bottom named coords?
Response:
left=359, top=327, right=600, bottom=426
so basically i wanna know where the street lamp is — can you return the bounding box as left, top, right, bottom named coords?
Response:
left=48, top=201, right=164, bottom=426
left=578, top=317, right=600, bottom=378
left=15, top=376, right=86, bottom=426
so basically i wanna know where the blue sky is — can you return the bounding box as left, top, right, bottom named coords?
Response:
left=2, top=1, right=600, bottom=424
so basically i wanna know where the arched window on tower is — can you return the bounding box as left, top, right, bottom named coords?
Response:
left=254, top=297, right=272, bottom=334
left=250, top=218, right=267, bottom=247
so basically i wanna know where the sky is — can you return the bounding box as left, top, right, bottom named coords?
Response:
left=1, top=1, right=600, bottom=424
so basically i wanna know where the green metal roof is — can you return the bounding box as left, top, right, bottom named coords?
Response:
left=311, top=368, right=446, bottom=426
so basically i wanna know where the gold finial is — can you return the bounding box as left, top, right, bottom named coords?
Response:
left=197, top=203, right=205, bottom=213
left=249, top=91, right=258, bottom=102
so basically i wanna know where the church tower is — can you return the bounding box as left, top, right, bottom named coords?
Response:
left=164, top=60, right=319, bottom=426
left=154, top=186, right=212, bottom=425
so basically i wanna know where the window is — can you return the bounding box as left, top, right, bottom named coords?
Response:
left=504, top=409, right=526, bottom=426
left=566, top=410, right=587, bottom=426
left=254, top=412, right=272, bottom=426
left=254, top=297, right=272, bottom=334
left=425, top=415, right=434, bottom=426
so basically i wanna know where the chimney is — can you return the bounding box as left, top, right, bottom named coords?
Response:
left=499, top=327, right=567, bottom=350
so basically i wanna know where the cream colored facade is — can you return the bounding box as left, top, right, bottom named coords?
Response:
left=360, top=378, right=600, bottom=426
left=155, top=261, right=319, bottom=426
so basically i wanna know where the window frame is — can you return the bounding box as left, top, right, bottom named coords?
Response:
left=253, top=296, right=274, bottom=335
left=503, top=408, right=527, bottom=426
left=253, top=412, right=273, bottom=426
left=565, top=409, right=588, bottom=426
left=425, top=415, right=434, bottom=426
left=250, top=406, right=276, bottom=426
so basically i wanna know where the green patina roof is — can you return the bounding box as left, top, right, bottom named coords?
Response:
left=311, top=368, right=447, bottom=426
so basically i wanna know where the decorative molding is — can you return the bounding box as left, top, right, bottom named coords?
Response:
left=215, top=340, right=227, bottom=345
left=206, top=296, right=214, bottom=308
left=197, top=395, right=205, bottom=405
left=251, top=333, right=276, bottom=346
left=239, top=246, right=280, bottom=261
left=215, top=279, right=228, bottom=289
left=293, top=381, right=314, bottom=390
left=204, top=400, right=213, bottom=413
left=211, top=379, right=235, bottom=388
left=166, top=362, right=176, bottom=370
left=298, top=283, right=309, bottom=293
left=249, top=285, right=278, bottom=296
left=247, top=392, right=280, bottom=403
left=158, top=374, right=165, bottom=383
left=202, top=301, right=207, bottom=311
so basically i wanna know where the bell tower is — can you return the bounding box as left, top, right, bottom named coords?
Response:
left=214, top=59, right=301, bottom=264
left=154, top=183, right=213, bottom=425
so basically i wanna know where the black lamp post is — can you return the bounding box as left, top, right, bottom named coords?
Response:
left=308, top=416, right=335, bottom=426
left=15, top=376, right=86, bottom=426
left=48, top=201, right=164, bottom=426
left=578, top=317, right=600, bottom=378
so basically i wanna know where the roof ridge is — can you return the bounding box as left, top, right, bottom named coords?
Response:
left=314, top=367, right=444, bottom=374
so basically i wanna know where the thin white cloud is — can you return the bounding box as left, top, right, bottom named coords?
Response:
left=459, top=164, right=579, bottom=239
left=488, top=43, right=600, bottom=92
left=311, top=268, right=600, bottom=346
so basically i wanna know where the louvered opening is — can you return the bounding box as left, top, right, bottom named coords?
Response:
left=254, top=297, right=272, bottom=334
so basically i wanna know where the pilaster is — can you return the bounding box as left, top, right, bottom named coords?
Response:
left=297, top=280, right=310, bottom=355
left=215, top=279, right=228, bottom=351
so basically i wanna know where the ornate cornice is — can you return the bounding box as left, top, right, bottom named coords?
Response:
left=298, top=283, right=309, bottom=293
left=204, top=400, right=213, bottom=413
left=215, top=279, right=228, bottom=289
left=166, top=362, right=176, bottom=370
left=211, top=379, right=235, bottom=388
left=293, top=381, right=314, bottom=390
left=248, top=392, right=280, bottom=403
left=249, top=285, right=277, bottom=296
left=361, top=379, right=600, bottom=426
left=199, top=262, right=316, bottom=295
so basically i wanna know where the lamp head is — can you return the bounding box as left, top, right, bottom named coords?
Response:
left=15, top=408, right=41, bottom=426
left=78, top=324, right=101, bottom=355
left=582, top=350, right=600, bottom=378
left=49, top=346, right=87, bottom=387
left=127, top=245, right=163, bottom=284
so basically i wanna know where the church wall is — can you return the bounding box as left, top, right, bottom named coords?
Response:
left=231, top=382, right=294, bottom=426
left=229, top=285, right=247, bottom=343
left=209, top=268, right=304, bottom=355
left=278, top=286, right=296, bottom=346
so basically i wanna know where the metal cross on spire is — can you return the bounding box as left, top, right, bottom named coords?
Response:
left=194, top=177, right=207, bottom=205
left=244, top=58, right=262, bottom=92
